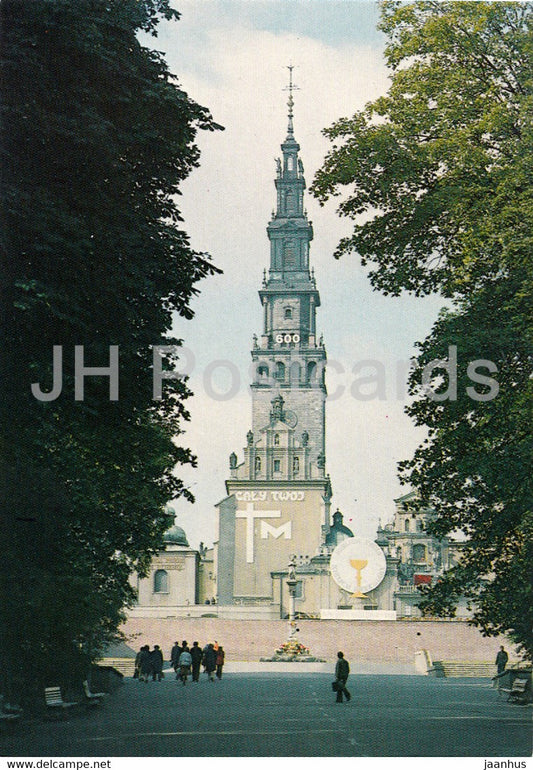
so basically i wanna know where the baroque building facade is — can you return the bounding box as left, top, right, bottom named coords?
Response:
left=127, top=494, right=466, bottom=620
left=128, top=523, right=199, bottom=616
left=377, top=490, right=467, bottom=619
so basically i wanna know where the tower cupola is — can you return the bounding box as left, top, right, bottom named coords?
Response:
left=266, top=65, right=314, bottom=280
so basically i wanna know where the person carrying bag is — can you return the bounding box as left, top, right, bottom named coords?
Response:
left=333, top=651, right=351, bottom=703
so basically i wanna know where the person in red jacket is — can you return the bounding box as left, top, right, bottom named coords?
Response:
left=216, top=646, right=225, bottom=679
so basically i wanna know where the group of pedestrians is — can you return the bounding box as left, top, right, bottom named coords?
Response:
left=134, top=644, right=164, bottom=682
left=171, top=640, right=225, bottom=684
left=134, top=640, right=225, bottom=685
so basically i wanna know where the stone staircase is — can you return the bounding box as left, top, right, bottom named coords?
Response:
left=97, top=657, right=136, bottom=677
left=431, top=661, right=495, bottom=678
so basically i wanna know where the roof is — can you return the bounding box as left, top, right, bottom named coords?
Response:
left=163, top=524, right=189, bottom=547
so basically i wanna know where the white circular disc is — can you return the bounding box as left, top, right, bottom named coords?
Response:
left=330, top=537, right=387, bottom=595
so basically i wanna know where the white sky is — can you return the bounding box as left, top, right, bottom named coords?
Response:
left=145, top=1, right=445, bottom=548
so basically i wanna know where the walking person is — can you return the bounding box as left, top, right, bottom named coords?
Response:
left=190, top=641, right=203, bottom=682
left=203, top=643, right=217, bottom=682
left=178, top=646, right=192, bottom=685
left=216, top=646, right=225, bottom=679
left=133, top=647, right=143, bottom=679
left=139, top=645, right=152, bottom=683
left=151, top=644, right=164, bottom=681
left=171, top=641, right=181, bottom=678
left=334, top=651, right=351, bottom=703
left=202, top=642, right=210, bottom=674
left=496, top=645, right=509, bottom=675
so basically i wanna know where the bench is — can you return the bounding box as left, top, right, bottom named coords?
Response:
left=0, top=696, right=22, bottom=727
left=83, top=680, right=107, bottom=705
left=500, top=678, right=530, bottom=704
left=44, top=687, right=78, bottom=716
left=0, top=712, right=21, bottom=727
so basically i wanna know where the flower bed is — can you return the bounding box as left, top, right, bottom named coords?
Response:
left=275, top=640, right=310, bottom=656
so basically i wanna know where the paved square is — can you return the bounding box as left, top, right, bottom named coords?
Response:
left=2, top=674, right=531, bottom=757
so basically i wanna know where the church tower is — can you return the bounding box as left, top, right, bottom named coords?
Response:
left=216, top=69, right=332, bottom=610
left=251, top=66, right=326, bottom=472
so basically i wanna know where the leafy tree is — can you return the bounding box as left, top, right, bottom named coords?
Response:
left=312, top=1, right=532, bottom=657
left=0, top=0, right=221, bottom=704
left=401, top=275, right=532, bottom=658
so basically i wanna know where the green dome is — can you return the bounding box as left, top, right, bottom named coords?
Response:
left=163, top=524, right=189, bottom=547
left=326, top=509, right=354, bottom=547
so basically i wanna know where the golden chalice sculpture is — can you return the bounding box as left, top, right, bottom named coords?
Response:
left=350, top=558, right=368, bottom=598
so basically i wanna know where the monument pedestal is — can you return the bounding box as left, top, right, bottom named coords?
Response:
left=262, top=557, right=325, bottom=662
left=320, top=608, right=397, bottom=620
left=260, top=654, right=325, bottom=662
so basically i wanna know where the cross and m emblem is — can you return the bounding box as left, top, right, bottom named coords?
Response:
left=236, top=503, right=292, bottom=563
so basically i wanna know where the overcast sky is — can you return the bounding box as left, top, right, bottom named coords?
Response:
left=144, top=1, right=445, bottom=548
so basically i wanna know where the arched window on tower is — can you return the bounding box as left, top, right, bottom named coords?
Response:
left=307, top=361, right=317, bottom=384
left=404, top=519, right=410, bottom=533
left=284, top=240, right=296, bottom=265
left=274, top=433, right=280, bottom=446
left=255, top=456, right=261, bottom=474
left=275, top=361, right=285, bottom=381
left=287, top=156, right=294, bottom=171
left=284, top=307, right=292, bottom=319
left=153, top=569, right=168, bottom=594
left=257, top=365, right=269, bottom=382
left=285, top=192, right=296, bottom=214
left=289, top=360, right=302, bottom=385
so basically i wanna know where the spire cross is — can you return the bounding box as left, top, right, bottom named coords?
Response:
left=283, top=64, right=299, bottom=134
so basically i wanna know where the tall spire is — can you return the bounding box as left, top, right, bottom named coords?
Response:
left=265, top=64, right=313, bottom=280
left=283, top=64, right=299, bottom=138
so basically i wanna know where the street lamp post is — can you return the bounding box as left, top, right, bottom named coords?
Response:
left=286, top=556, right=298, bottom=640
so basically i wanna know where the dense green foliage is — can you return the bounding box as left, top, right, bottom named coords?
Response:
left=312, top=2, right=532, bottom=657
left=0, top=0, right=221, bottom=704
